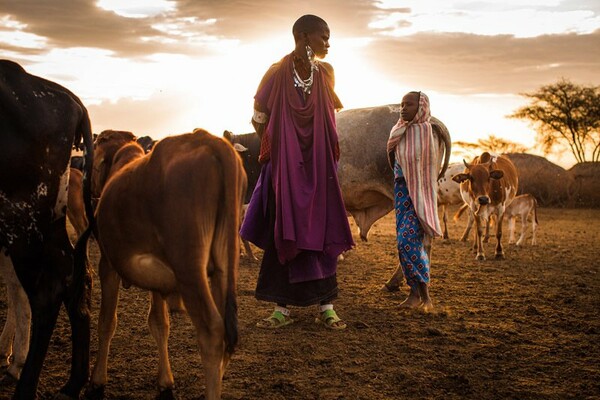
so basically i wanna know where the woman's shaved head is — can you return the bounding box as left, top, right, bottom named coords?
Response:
left=292, top=15, right=328, bottom=42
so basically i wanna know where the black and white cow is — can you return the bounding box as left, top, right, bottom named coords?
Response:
left=223, top=130, right=262, bottom=260
left=0, top=59, right=95, bottom=399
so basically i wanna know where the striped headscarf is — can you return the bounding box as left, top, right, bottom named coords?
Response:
left=386, top=92, right=442, bottom=237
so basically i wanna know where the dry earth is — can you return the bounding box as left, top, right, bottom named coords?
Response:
left=1, top=205, right=599, bottom=399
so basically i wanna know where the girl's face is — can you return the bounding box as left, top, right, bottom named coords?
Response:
left=305, top=23, right=330, bottom=59
left=400, top=92, right=420, bottom=122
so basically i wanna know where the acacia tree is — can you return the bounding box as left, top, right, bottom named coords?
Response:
left=509, top=79, right=600, bottom=163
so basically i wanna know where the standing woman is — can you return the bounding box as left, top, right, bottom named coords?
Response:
left=386, top=91, right=442, bottom=311
left=240, top=15, right=354, bottom=329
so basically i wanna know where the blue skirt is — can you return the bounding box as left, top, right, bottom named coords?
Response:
left=394, top=164, right=431, bottom=288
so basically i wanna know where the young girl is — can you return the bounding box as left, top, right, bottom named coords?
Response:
left=385, top=91, right=442, bottom=311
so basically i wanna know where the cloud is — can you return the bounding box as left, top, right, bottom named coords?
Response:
left=0, top=0, right=226, bottom=58
left=361, top=30, right=600, bottom=94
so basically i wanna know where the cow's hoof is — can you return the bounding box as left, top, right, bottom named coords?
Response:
left=156, top=387, right=176, bottom=400
left=84, top=384, right=106, bottom=400
left=476, top=254, right=486, bottom=261
left=495, top=253, right=505, bottom=260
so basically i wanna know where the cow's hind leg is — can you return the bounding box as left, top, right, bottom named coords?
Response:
left=148, top=291, right=175, bottom=397
left=531, top=215, right=538, bottom=245
left=60, top=223, right=92, bottom=399
left=11, top=227, right=77, bottom=399
left=87, top=255, right=121, bottom=399
left=0, top=254, right=30, bottom=381
left=180, top=281, right=226, bottom=400
left=176, top=246, right=227, bottom=400
left=507, top=217, right=517, bottom=244
left=515, top=214, right=528, bottom=246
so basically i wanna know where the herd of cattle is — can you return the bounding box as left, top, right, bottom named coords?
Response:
left=0, top=60, right=538, bottom=399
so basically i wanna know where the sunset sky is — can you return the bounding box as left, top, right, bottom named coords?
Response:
left=1, top=0, right=598, bottom=167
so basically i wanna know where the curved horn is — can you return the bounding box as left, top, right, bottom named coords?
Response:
left=431, top=116, right=451, bottom=180
left=463, top=159, right=469, bottom=168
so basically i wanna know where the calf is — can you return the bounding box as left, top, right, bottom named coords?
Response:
left=0, top=59, right=94, bottom=399
left=505, top=194, right=539, bottom=246
left=452, top=152, right=518, bottom=260
left=86, top=129, right=246, bottom=400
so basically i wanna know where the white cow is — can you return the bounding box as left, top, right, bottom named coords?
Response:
left=437, top=163, right=470, bottom=240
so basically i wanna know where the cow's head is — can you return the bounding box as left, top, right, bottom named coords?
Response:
left=93, top=130, right=137, bottom=198
left=452, top=159, right=504, bottom=206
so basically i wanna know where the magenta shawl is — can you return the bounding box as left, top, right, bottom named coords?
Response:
left=241, top=53, right=354, bottom=280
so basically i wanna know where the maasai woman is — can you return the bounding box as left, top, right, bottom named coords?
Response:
left=386, top=91, right=442, bottom=311
left=240, top=15, right=354, bottom=329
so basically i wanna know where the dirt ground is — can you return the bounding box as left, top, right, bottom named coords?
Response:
left=1, top=205, right=599, bottom=400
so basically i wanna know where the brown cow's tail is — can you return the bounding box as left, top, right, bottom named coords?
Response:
left=533, top=197, right=539, bottom=225
left=453, top=203, right=469, bottom=222
left=214, top=136, right=247, bottom=355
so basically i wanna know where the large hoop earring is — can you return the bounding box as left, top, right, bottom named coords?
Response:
left=306, top=45, right=315, bottom=61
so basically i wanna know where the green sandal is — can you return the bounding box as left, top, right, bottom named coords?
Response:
left=256, top=310, right=294, bottom=329
left=316, top=309, right=347, bottom=330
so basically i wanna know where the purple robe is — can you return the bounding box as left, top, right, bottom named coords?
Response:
left=240, top=53, right=354, bottom=283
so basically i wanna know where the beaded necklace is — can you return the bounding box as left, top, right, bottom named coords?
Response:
left=293, top=45, right=319, bottom=95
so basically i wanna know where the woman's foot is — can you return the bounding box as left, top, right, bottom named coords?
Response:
left=420, top=299, right=434, bottom=312
left=399, top=287, right=422, bottom=308
left=315, top=309, right=347, bottom=330
left=256, top=310, right=294, bottom=329
left=418, top=282, right=433, bottom=312
left=399, top=296, right=422, bottom=308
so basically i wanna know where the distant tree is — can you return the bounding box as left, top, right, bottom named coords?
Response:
left=453, top=134, right=528, bottom=161
left=508, top=79, right=600, bottom=163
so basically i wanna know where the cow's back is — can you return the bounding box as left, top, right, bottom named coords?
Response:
left=336, top=105, right=397, bottom=211
left=97, top=131, right=246, bottom=258
left=0, top=60, right=83, bottom=245
left=491, top=155, right=519, bottom=206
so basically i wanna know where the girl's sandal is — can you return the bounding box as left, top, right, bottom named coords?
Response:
left=256, top=310, right=294, bottom=329
left=315, top=309, right=347, bottom=330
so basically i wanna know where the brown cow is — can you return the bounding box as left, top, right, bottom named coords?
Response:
left=86, top=129, right=246, bottom=400
left=67, top=167, right=88, bottom=238
left=452, top=152, right=518, bottom=260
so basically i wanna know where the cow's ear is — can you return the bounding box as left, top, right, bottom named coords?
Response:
left=452, top=173, right=469, bottom=183
left=489, top=170, right=504, bottom=180
left=233, top=143, right=248, bottom=153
